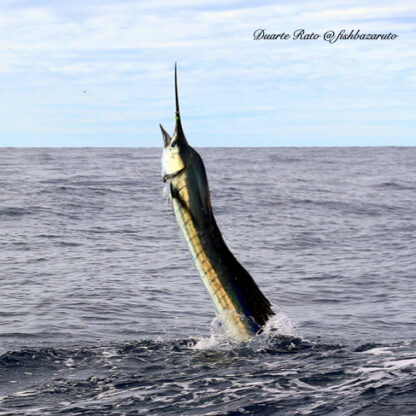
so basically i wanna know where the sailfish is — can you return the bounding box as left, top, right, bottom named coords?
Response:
left=160, top=65, right=274, bottom=341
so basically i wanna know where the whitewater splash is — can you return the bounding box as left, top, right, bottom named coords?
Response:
left=193, top=310, right=297, bottom=351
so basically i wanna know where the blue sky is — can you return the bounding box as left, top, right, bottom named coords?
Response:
left=0, top=0, right=415, bottom=146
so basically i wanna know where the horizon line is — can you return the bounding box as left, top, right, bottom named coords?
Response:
left=1, top=145, right=415, bottom=149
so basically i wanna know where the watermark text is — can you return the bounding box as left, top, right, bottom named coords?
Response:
left=253, top=29, right=398, bottom=43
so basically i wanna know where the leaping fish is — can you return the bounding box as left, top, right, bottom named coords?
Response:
left=160, top=64, right=274, bottom=341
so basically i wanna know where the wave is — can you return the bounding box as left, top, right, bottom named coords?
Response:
left=375, top=181, right=416, bottom=191
left=1, top=338, right=415, bottom=415
left=0, top=207, right=32, bottom=217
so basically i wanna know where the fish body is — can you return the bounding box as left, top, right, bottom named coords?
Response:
left=160, top=65, right=274, bottom=340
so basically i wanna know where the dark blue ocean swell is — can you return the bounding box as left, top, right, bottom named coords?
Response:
left=1, top=337, right=415, bottom=415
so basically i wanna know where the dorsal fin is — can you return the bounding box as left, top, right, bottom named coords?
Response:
left=159, top=123, right=171, bottom=147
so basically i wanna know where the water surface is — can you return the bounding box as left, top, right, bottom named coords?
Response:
left=1, top=147, right=415, bottom=415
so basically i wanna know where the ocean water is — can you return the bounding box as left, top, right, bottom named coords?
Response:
left=0, top=147, right=415, bottom=415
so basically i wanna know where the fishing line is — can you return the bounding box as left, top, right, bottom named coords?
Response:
left=0, top=42, right=155, bottom=133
